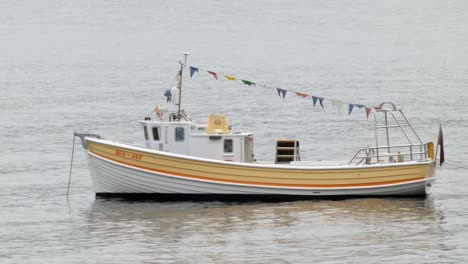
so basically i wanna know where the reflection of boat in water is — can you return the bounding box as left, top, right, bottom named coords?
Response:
left=75, top=53, right=437, bottom=200
left=82, top=198, right=447, bottom=262
left=84, top=198, right=441, bottom=234
left=87, top=198, right=439, bottom=221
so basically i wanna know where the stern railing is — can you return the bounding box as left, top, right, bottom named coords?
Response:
left=348, top=102, right=434, bottom=165
left=348, top=142, right=433, bottom=165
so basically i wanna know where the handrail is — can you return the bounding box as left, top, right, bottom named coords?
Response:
left=348, top=142, right=431, bottom=165
left=358, top=102, right=428, bottom=166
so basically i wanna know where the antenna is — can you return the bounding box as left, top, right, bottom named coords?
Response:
left=176, top=51, right=190, bottom=118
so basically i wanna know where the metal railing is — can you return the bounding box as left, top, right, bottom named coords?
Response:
left=348, top=142, right=431, bottom=165
left=347, top=102, right=433, bottom=166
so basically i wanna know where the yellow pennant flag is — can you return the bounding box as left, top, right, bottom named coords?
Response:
left=224, top=75, right=236, bottom=81
left=331, top=100, right=344, bottom=112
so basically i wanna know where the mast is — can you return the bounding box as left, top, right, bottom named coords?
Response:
left=176, top=52, right=190, bottom=118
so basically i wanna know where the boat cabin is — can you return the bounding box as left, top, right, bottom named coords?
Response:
left=140, top=114, right=255, bottom=163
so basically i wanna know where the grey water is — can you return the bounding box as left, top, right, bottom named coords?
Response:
left=1, top=0, right=468, bottom=263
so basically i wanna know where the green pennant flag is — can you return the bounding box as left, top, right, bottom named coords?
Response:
left=241, top=80, right=256, bottom=86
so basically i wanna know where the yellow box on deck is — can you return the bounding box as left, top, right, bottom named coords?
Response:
left=427, top=142, right=434, bottom=160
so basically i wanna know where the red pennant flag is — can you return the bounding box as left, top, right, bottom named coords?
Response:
left=207, top=71, right=218, bottom=80
left=295, top=92, right=309, bottom=98
left=365, top=107, right=372, bottom=120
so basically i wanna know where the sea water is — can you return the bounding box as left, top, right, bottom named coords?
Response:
left=1, top=0, right=467, bottom=263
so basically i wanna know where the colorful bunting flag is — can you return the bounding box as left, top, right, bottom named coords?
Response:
left=224, top=75, right=236, bottom=81
left=348, top=104, right=354, bottom=115
left=331, top=100, right=337, bottom=108
left=190, top=66, right=198, bottom=78
left=207, top=71, right=218, bottom=80
left=365, top=107, right=372, bottom=120
left=277, top=88, right=287, bottom=99
left=332, top=100, right=344, bottom=112
left=187, top=65, right=378, bottom=121
left=241, top=80, right=255, bottom=86
left=295, top=92, right=309, bottom=98
left=338, top=101, right=344, bottom=112
left=312, top=96, right=318, bottom=107
left=164, top=89, right=172, bottom=103
left=319, top=97, right=324, bottom=109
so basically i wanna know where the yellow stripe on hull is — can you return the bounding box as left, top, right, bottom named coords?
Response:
left=87, top=139, right=435, bottom=188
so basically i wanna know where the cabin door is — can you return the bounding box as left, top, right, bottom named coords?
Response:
left=170, top=125, right=189, bottom=155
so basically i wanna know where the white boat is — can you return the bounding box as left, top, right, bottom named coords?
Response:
left=75, top=53, right=438, bottom=200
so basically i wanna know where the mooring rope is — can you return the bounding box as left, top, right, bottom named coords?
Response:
left=441, top=161, right=468, bottom=169
left=67, top=132, right=76, bottom=198
left=435, top=158, right=468, bottom=169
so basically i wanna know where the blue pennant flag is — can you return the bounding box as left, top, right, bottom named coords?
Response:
left=348, top=104, right=354, bottom=115
left=312, top=96, right=318, bottom=107
left=319, top=97, right=324, bottom=109
left=276, top=88, right=287, bottom=99
left=355, top=104, right=364, bottom=109
left=189, top=66, right=198, bottom=78
left=164, top=89, right=172, bottom=102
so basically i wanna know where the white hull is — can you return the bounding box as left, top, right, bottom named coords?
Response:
left=86, top=151, right=435, bottom=198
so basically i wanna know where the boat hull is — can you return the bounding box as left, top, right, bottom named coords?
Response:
left=84, top=138, right=436, bottom=199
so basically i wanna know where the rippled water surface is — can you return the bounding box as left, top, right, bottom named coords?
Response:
left=1, top=0, right=468, bottom=263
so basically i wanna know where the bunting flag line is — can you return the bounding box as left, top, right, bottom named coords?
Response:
left=312, top=96, right=318, bottom=107
left=319, top=97, right=324, bottom=109
left=348, top=104, right=354, bottom=115
left=187, top=65, right=376, bottom=120
left=332, top=100, right=344, bottom=112
left=365, top=107, right=372, bottom=120
left=190, top=66, right=198, bottom=78
left=295, top=92, right=309, bottom=98
left=164, top=89, right=172, bottom=103
left=241, top=80, right=255, bottom=86
left=224, top=75, right=236, bottom=81
left=207, top=71, right=218, bottom=80
left=337, top=101, right=343, bottom=112
left=277, top=88, right=287, bottom=99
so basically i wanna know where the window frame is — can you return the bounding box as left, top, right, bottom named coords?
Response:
left=175, top=127, right=185, bottom=142
left=152, top=126, right=160, bottom=141
left=143, top=125, right=149, bottom=140
left=224, top=139, right=233, bottom=153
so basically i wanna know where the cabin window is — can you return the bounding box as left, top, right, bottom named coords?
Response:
left=152, top=127, right=160, bottom=141
left=224, top=139, right=233, bottom=153
left=175, top=127, right=185, bottom=142
left=143, top=125, right=149, bottom=140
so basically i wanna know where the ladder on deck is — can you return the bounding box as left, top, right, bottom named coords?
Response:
left=275, top=140, right=300, bottom=164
